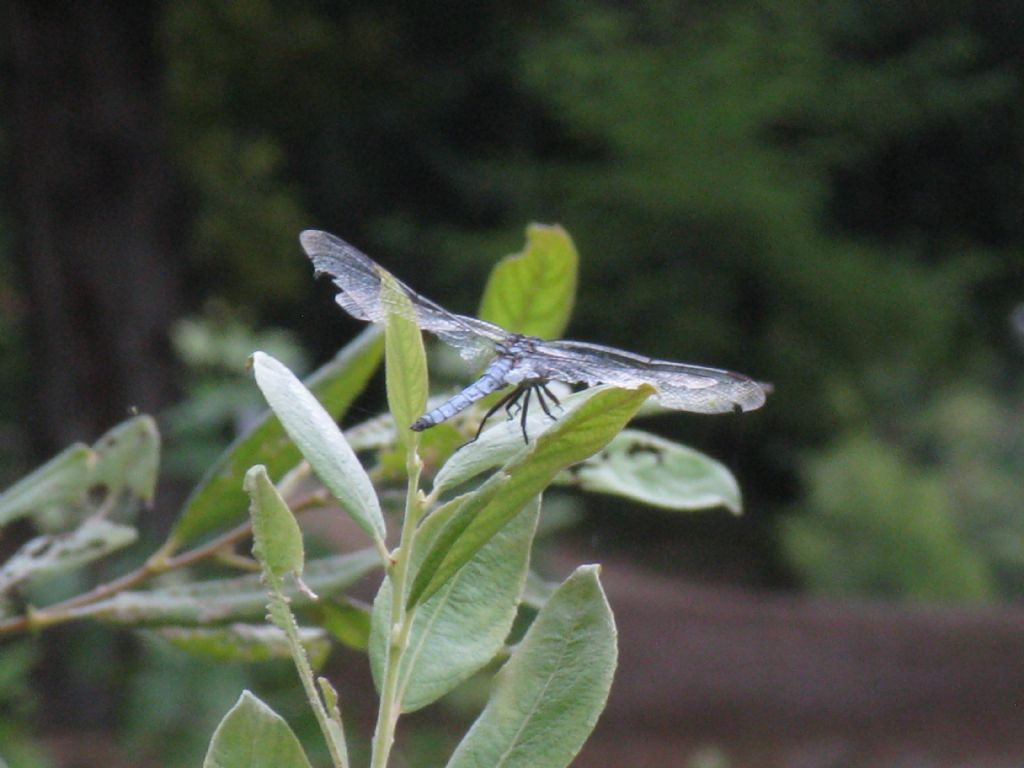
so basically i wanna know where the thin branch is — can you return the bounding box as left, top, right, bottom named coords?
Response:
left=0, top=487, right=337, bottom=636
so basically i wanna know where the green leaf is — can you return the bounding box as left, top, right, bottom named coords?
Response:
left=251, top=351, right=385, bottom=542
left=316, top=677, right=350, bottom=762
left=89, top=415, right=161, bottom=518
left=563, top=429, right=743, bottom=514
left=173, top=326, right=382, bottom=547
left=203, top=690, right=312, bottom=768
left=151, top=624, right=331, bottom=665
left=0, top=415, right=159, bottom=531
left=79, top=549, right=380, bottom=626
left=369, top=496, right=540, bottom=712
left=382, top=272, right=429, bottom=437
left=0, top=443, right=92, bottom=528
left=245, top=466, right=304, bottom=583
left=478, top=224, right=578, bottom=339
left=0, top=519, right=138, bottom=593
left=445, top=566, right=616, bottom=768
left=431, top=386, right=603, bottom=495
left=408, top=385, right=652, bottom=608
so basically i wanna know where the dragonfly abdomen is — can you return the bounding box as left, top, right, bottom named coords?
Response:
left=410, top=357, right=515, bottom=432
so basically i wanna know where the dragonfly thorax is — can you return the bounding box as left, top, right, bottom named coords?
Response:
left=494, top=334, right=541, bottom=358
left=492, top=335, right=546, bottom=386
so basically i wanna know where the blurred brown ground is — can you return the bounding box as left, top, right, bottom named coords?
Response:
left=567, top=551, right=1024, bottom=768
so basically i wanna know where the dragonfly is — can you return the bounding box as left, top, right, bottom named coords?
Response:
left=301, top=230, right=767, bottom=442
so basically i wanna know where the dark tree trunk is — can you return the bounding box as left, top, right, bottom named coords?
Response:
left=6, top=0, right=182, bottom=458
left=4, top=1, right=184, bottom=738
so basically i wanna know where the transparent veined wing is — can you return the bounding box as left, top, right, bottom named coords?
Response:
left=532, top=339, right=767, bottom=414
left=301, top=230, right=507, bottom=363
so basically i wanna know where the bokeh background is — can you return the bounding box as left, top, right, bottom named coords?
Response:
left=2, top=1, right=1023, bottom=766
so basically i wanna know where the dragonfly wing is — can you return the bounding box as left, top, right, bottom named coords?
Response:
left=533, top=339, right=767, bottom=414
left=301, top=230, right=507, bottom=362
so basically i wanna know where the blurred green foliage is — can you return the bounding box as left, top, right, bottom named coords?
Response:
left=3, top=0, right=1021, bottom=595
left=923, top=389, right=1024, bottom=596
left=505, top=2, right=1012, bottom=444
left=121, top=636, right=317, bottom=768
left=0, top=3, right=1022, bottom=763
left=785, top=384, right=1024, bottom=601
left=163, top=0, right=324, bottom=305
left=163, top=304, right=308, bottom=481
left=0, top=642, right=50, bottom=768
left=152, top=0, right=1024, bottom=596
left=783, top=431, right=993, bottom=601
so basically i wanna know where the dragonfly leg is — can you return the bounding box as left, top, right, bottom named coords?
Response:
left=534, top=382, right=559, bottom=422
left=473, top=385, right=526, bottom=442
left=504, top=385, right=533, bottom=423
left=505, top=393, right=523, bottom=419
left=518, top=386, right=532, bottom=443
left=539, top=382, right=562, bottom=409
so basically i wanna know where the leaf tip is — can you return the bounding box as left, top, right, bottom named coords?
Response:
left=576, top=562, right=602, bottom=578
left=242, top=463, right=268, bottom=492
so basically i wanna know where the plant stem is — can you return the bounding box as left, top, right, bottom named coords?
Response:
left=270, top=588, right=350, bottom=768
left=0, top=517, right=256, bottom=634
left=0, top=488, right=333, bottom=636
left=369, top=443, right=424, bottom=768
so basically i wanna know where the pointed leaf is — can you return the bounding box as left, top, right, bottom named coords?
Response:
left=446, top=566, right=616, bottom=768
left=409, top=385, right=652, bottom=608
left=317, top=677, right=350, bottom=763
left=152, top=624, right=330, bottom=665
left=89, top=415, right=161, bottom=517
left=370, top=496, right=540, bottom=712
left=478, top=224, right=578, bottom=339
left=251, top=351, right=385, bottom=542
left=203, top=691, right=312, bottom=768
left=382, top=272, right=428, bottom=438
left=245, top=466, right=304, bottom=583
left=173, top=326, right=382, bottom=547
left=563, top=429, right=742, bottom=513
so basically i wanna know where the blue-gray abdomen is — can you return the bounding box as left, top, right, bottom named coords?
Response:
left=410, top=357, right=514, bottom=431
